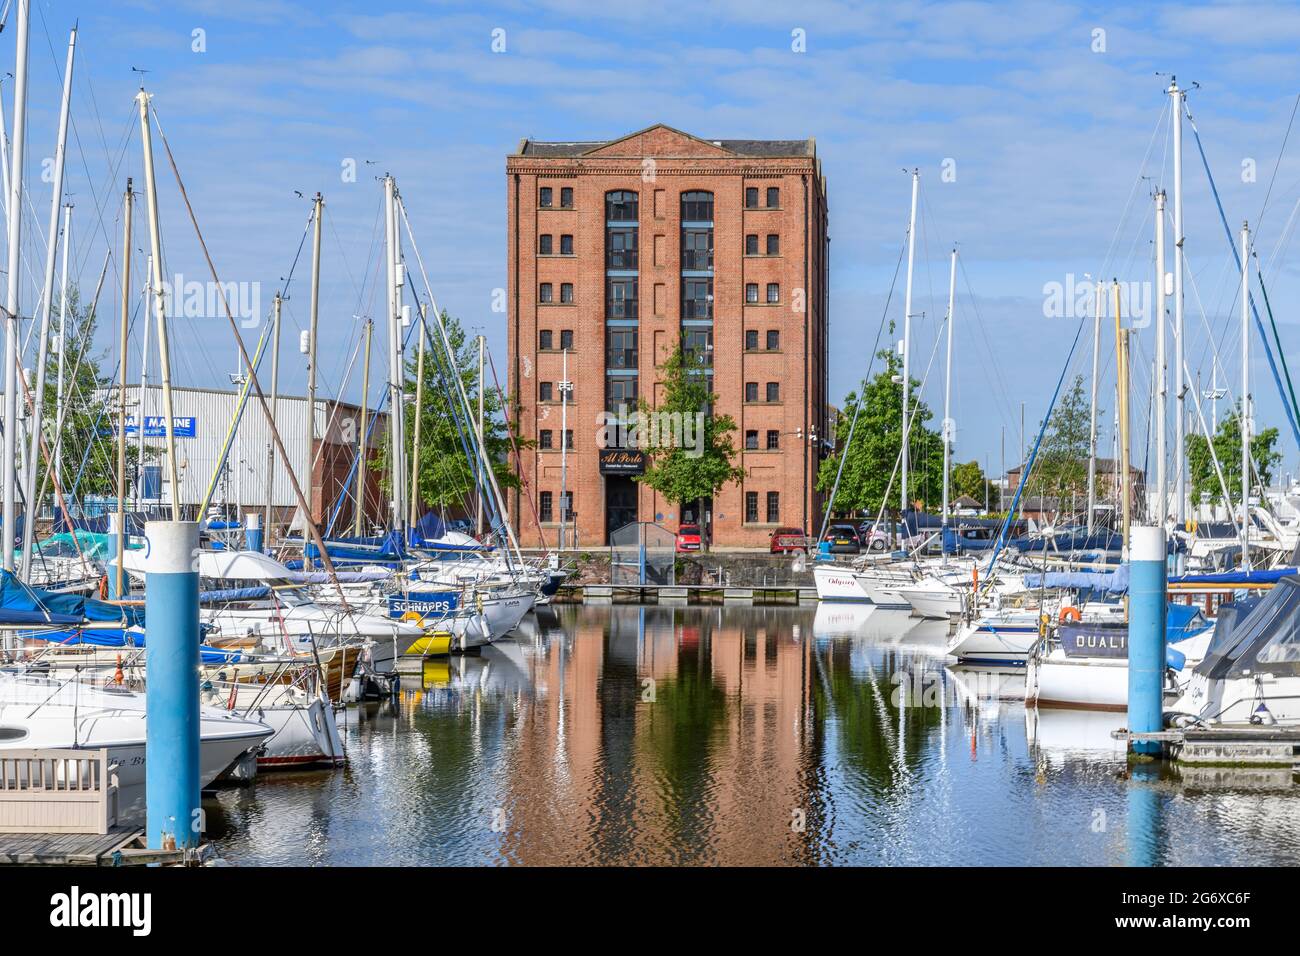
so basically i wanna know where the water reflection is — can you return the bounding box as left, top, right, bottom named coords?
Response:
left=206, top=604, right=1299, bottom=866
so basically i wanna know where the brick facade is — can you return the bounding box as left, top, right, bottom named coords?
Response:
left=507, top=125, right=830, bottom=548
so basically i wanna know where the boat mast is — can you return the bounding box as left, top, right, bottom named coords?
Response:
left=264, top=291, right=281, bottom=543
left=135, top=255, right=151, bottom=507
left=941, top=246, right=956, bottom=530
left=900, top=168, right=918, bottom=515
left=17, top=26, right=74, bottom=580
left=115, top=181, right=133, bottom=597
left=54, top=202, right=71, bottom=495
left=1170, top=78, right=1187, bottom=530
left=136, top=89, right=181, bottom=520
left=303, top=192, right=322, bottom=557
left=354, top=318, right=371, bottom=536
left=382, top=175, right=406, bottom=537
left=407, top=303, right=426, bottom=529
left=2, top=0, right=30, bottom=573
left=1114, top=280, right=1131, bottom=557
left=1154, top=189, right=1167, bottom=528
left=476, top=333, right=485, bottom=537
left=1086, top=278, right=1101, bottom=535
left=1240, top=221, right=1251, bottom=571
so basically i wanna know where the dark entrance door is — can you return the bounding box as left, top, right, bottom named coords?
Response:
left=605, top=476, right=639, bottom=542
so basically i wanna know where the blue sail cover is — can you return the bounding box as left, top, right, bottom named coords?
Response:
left=26, top=627, right=242, bottom=664
left=1023, top=565, right=1131, bottom=593
left=0, top=570, right=142, bottom=626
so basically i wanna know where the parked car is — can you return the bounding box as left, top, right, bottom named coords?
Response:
left=769, top=527, right=809, bottom=554
left=675, top=524, right=704, bottom=553
left=857, top=523, right=893, bottom=552
left=824, top=523, right=862, bottom=554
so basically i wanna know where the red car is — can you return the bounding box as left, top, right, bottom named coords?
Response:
left=676, top=524, right=703, bottom=553
left=769, top=527, right=809, bottom=554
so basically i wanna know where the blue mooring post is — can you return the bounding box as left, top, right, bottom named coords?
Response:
left=145, top=520, right=202, bottom=850
left=245, top=512, right=263, bottom=553
left=1128, top=525, right=1166, bottom=758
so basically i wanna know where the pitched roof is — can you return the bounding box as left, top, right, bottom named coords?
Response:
left=517, top=123, right=815, bottom=159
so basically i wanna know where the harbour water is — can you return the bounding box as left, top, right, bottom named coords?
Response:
left=206, top=605, right=1300, bottom=866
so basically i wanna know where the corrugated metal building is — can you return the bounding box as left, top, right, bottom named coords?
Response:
left=106, top=384, right=388, bottom=535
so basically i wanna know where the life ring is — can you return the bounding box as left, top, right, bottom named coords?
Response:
left=1058, top=606, right=1082, bottom=623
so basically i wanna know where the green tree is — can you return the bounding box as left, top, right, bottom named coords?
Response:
left=1187, top=404, right=1280, bottom=507
left=1033, top=375, right=1093, bottom=500
left=372, top=311, right=525, bottom=512
left=634, top=342, right=745, bottom=513
left=951, top=459, right=990, bottom=504
left=37, top=286, right=120, bottom=498
left=817, top=347, right=943, bottom=516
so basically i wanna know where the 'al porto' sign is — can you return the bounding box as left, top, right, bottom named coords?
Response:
left=599, top=448, right=645, bottom=475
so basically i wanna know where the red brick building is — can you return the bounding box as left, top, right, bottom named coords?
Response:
left=506, top=125, right=829, bottom=548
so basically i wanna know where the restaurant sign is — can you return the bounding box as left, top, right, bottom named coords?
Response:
left=599, top=448, right=645, bottom=475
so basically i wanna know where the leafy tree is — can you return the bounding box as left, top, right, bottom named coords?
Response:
left=951, top=459, right=990, bottom=504
left=372, top=311, right=525, bottom=512
left=1032, top=375, right=1093, bottom=500
left=817, top=346, right=943, bottom=516
left=634, top=342, right=745, bottom=512
left=36, top=286, right=121, bottom=498
left=1187, top=404, right=1280, bottom=507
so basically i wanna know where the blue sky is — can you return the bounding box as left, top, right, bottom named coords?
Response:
left=20, top=0, right=1300, bottom=480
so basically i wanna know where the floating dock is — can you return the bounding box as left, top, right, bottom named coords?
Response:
left=557, top=584, right=817, bottom=605
left=1115, top=724, right=1300, bottom=767
left=0, top=827, right=213, bottom=866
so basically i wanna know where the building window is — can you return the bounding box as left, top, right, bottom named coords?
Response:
left=745, top=329, right=759, bottom=351
left=607, top=328, right=637, bottom=370
left=766, top=491, right=780, bottom=523
left=766, top=233, right=780, bottom=255
left=540, top=282, right=554, bottom=303
left=745, top=283, right=759, bottom=303
left=564, top=429, right=574, bottom=450
left=745, top=491, right=759, bottom=522
left=682, top=277, right=713, bottom=319
left=560, top=329, right=574, bottom=350
left=560, top=187, right=573, bottom=208
left=560, top=234, right=573, bottom=255
left=681, top=190, right=714, bottom=221
left=682, top=228, right=713, bottom=271
left=682, top=328, right=712, bottom=367
left=745, top=187, right=759, bottom=209
left=606, top=277, right=638, bottom=318
left=539, top=330, right=553, bottom=351
left=606, top=376, right=638, bottom=423
left=539, top=491, right=553, bottom=522
left=766, top=187, right=780, bottom=208
left=607, top=228, right=638, bottom=269
left=766, top=329, right=780, bottom=350
left=539, top=429, right=553, bottom=449
left=746, top=234, right=759, bottom=255
left=766, top=382, right=780, bottom=402
left=745, top=430, right=758, bottom=450
left=538, top=234, right=553, bottom=255
left=539, top=382, right=553, bottom=402
left=745, top=381, right=758, bottom=402
left=539, top=187, right=553, bottom=208
left=766, top=429, right=780, bottom=450
left=560, top=282, right=574, bottom=304
left=766, top=282, right=780, bottom=303
left=606, top=190, right=638, bottom=221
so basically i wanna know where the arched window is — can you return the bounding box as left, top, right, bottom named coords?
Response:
left=605, top=190, right=639, bottom=222
left=681, top=190, right=714, bottom=222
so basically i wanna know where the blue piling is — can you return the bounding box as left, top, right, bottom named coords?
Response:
left=1127, top=525, right=1166, bottom=758
left=145, top=520, right=202, bottom=850
left=245, top=512, right=264, bottom=553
